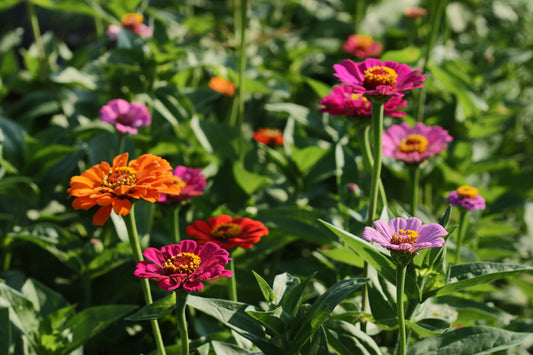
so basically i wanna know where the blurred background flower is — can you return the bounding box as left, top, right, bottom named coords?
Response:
left=342, top=34, right=383, bottom=59
left=99, top=99, right=152, bottom=134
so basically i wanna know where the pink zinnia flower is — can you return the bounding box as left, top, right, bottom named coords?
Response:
left=99, top=99, right=152, bottom=135
left=342, top=34, right=383, bottom=59
left=362, top=217, right=448, bottom=254
left=333, top=58, right=425, bottom=98
left=319, top=85, right=407, bottom=118
left=159, top=166, right=207, bottom=204
left=382, top=122, right=453, bottom=165
left=106, top=13, right=153, bottom=41
left=106, top=25, right=121, bottom=40
left=404, top=6, right=427, bottom=19
left=134, top=240, right=233, bottom=292
left=446, top=185, right=486, bottom=211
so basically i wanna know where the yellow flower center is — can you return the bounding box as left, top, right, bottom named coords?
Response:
left=354, top=34, right=374, bottom=49
left=456, top=185, right=478, bottom=199
left=121, top=13, right=144, bottom=28
left=162, top=252, right=201, bottom=275
left=350, top=93, right=368, bottom=102
left=399, top=134, right=428, bottom=153
left=363, top=66, right=398, bottom=90
left=101, top=167, right=137, bottom=189
left=391, top=229, right=419, bottom=245
left=212, top=223, right=242, bottom=240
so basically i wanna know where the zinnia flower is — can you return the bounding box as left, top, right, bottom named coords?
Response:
left=252, top=128, right=284, bottom=146
left=186, top=215, right=269, bottom=250
left=159, top=166, right=207, bottom=204
left=68, top=153, right=183, bottom=226
left=362, top=217, right=448, bottom=254
left=208, top=77, right=236, bottom=97
left=318, top=85, right=407, bottom=118
left=99, top=99, right=152, bottom=135
left=134, top=240, right=233, bottom=292
left=445, top=185, right=486, bottom=211
left=342, top=34, right=383, bottom=59
left=382, top=122, right=453, bottom=164
left=404, top=6, right=427, bottom=19
left=106, top=13, right=153, bottom=40
left=333, top=58, right=425, bottom=99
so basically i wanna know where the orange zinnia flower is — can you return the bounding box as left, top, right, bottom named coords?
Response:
left=185, top=214, right=269, bottom=250
left=252, top=128, right=284, bottom=146
left=208, top=77, right=236, bottom=97
left=68, top=153, right=183, bottom=226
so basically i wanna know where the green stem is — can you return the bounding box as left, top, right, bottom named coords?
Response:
left=175, top=291, right=189, bottom=355
left=26, top=0, right=45, bottom=62
left=359, top=122, right=388, bottom=209
left=454, top=209, right=468, bottom=264
left=409, top=166, right=420, bottom=216
left=366, top=103, right=384, bottom=225
left=396, top=264, right=407, bottom=355
left=93, top=0, right=104, bottom=38
left=416, top=0, right=448, bottom=122
left=228, top=259, right=238, bottom=302
left=125, top=206, right=167, bottom=355
left=118, top=134, right=126, bottom=155
left=171, top=206, right=181, bottom=244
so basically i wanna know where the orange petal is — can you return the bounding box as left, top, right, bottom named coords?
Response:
left=93, top=205, right=112, bottom=226
left=113, top=199, right=132, bottom=216
left=112, top=153, right=129, bottom=169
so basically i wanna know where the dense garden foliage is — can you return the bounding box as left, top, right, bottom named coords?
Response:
left=1, top=0, right=533, bottom=354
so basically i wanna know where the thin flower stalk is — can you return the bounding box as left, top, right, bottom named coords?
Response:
left=454, top=209, right=468, bottom=264
left=396, top=264, right=408, bottom=355
left=125, top=206, right=167, bottom=355
left=175, top=291, right=189, bottom=355
left=409, top=166, right=421, bottom=216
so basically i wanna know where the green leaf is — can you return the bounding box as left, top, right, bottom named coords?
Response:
left=0, top=283, right=40, bottom=348
left=291, top=146, right=328, bottom=175
left=232, top=162, right=272, bottom=195
left=190, top=116, right=238, bottom=160
left=246, top=307, right=286, bottom=335
left=325, top=319, right=382, bottom=355
left=85, top=242, right=132, bottom=279
left=304, top=77, right=332, bottom=99
left=252, top=271, right=276, bottom=303
left=272, top=273, right=301, bottom=308
left=187, top=295, right=281, bottom=355
left=280, top=273, right=314, bottom=318
left=125, top=293, right=175, bottom=321
left=50, top=67, right=97, bottom=90
left=408, top=325, right=531, bottom=355
left=211, top=340, right=249, bottom=355
left=289, top=278, right=367, bottom=353
left=425, top=262, right=533, bottom=299
left=31, top=0, right=115, bottom=22
left=381, top=47, right=421, bottom=64
left=320, top=246, right=365, bottom=268
left=21, top=279, right=68, bottom=318
left=61, top=305, right=137, bottom=353
left=319, top=220, right=396, bottom=284
left=0, top=307, right=10, bottom=355
left=367, top=267, right=396, bottom=325
left=405, top=318, right=450, bottom=338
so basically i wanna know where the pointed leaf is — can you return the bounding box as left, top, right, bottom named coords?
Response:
left=252, top=271, right=275, bottom=303
left=326, top=319, right=382, bottom=355
left=405, top=318, right=451, bottom=338
left=246, top=307, right=286, bottom=335
left=232, top=162, right=272, bottom=195
left=408, top=325, right=531, bottom=355
left=281, top=273, right=314, bottom=317
left=425, top=262, right=533, bottom=299
left=125, top=293, right=175, bottom=321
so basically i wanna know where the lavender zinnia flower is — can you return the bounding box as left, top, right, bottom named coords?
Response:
left=446, top=186, right=486, bottom=211
left=362, top=217, right=448, bottom=254
left=99, top=99, right=151, bottom=135
left=382, top=122, right=453, bottom=165
left=159, top=166, right=207, bottom=205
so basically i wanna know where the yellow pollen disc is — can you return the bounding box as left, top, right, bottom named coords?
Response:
left=162, top=252, right=201, bottom=275
left=457, top=185, right=478, bottom=199
left=121, top=13, right=144, bottom=28
left=363, top=66, right=398, bottom=90
left=101, top=167, right=137, bottom=189
left=355, top=34, right=374, bottom=49
left=212, top=223, right=242, bottom=240
left=350, top=93, right=367, bottom=102
left=390, top=229, right=419, bottom=245
left=399, top=134, right=429, bottom=153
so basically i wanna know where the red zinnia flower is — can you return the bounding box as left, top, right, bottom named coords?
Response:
left=134, top=240, right=233, bottom=292
left=186, top=215, right=269, bottom=249
left=252, top=128, right=284, bottom=146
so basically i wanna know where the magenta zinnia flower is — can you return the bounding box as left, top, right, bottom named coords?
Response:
left=333, top=58, right=425, bottom=98
left=362, top=217, right=448, bottom=254
left=446, top=185, right=486, bottom=211
left=342, top=34, right=383, bottom=59
left=382, top=122, right=453, bottom=165
left=319, top=85, right=407, bottom=118
left=134, top=240, right=233, bottom=292
left=159, top=166, right=207, bottom=205
left=99, top=99, right=152, bottom=135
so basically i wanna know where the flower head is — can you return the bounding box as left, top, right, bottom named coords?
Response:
left=186, top=215, right=269, bottom=250
left=134, top=240, right=233, bottom=292
left=100, top=99, right=152, bottom=135
left=318, top=85, right=407, bottom=118
left=68, top=153, right=183, bottom=226
left=159, top=166, right=207, bottom=205
left=362, top=217, right=448, bottom=255
left=404, top=6, right=427, bottom=19
left=253, top=128, right=284, bottom=146
left=382, top=122, right=453, bottom=164
left=208, top=77, right=236, bottom=97
left=342, top=34, right=383, bottom=59
left=106, top=13, right=153, bottom=40
left=333, top=58, right=425, bottom=99
left=446, top=185, right=486, bottom=211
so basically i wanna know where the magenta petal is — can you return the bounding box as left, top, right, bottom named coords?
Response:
left=389, top=218, right=407, bottom=233
left=417, top=224, right=448, bottom=244
left=183, top=281, right=204, bottom=292
left=142, top=247, right=165, bottom=265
